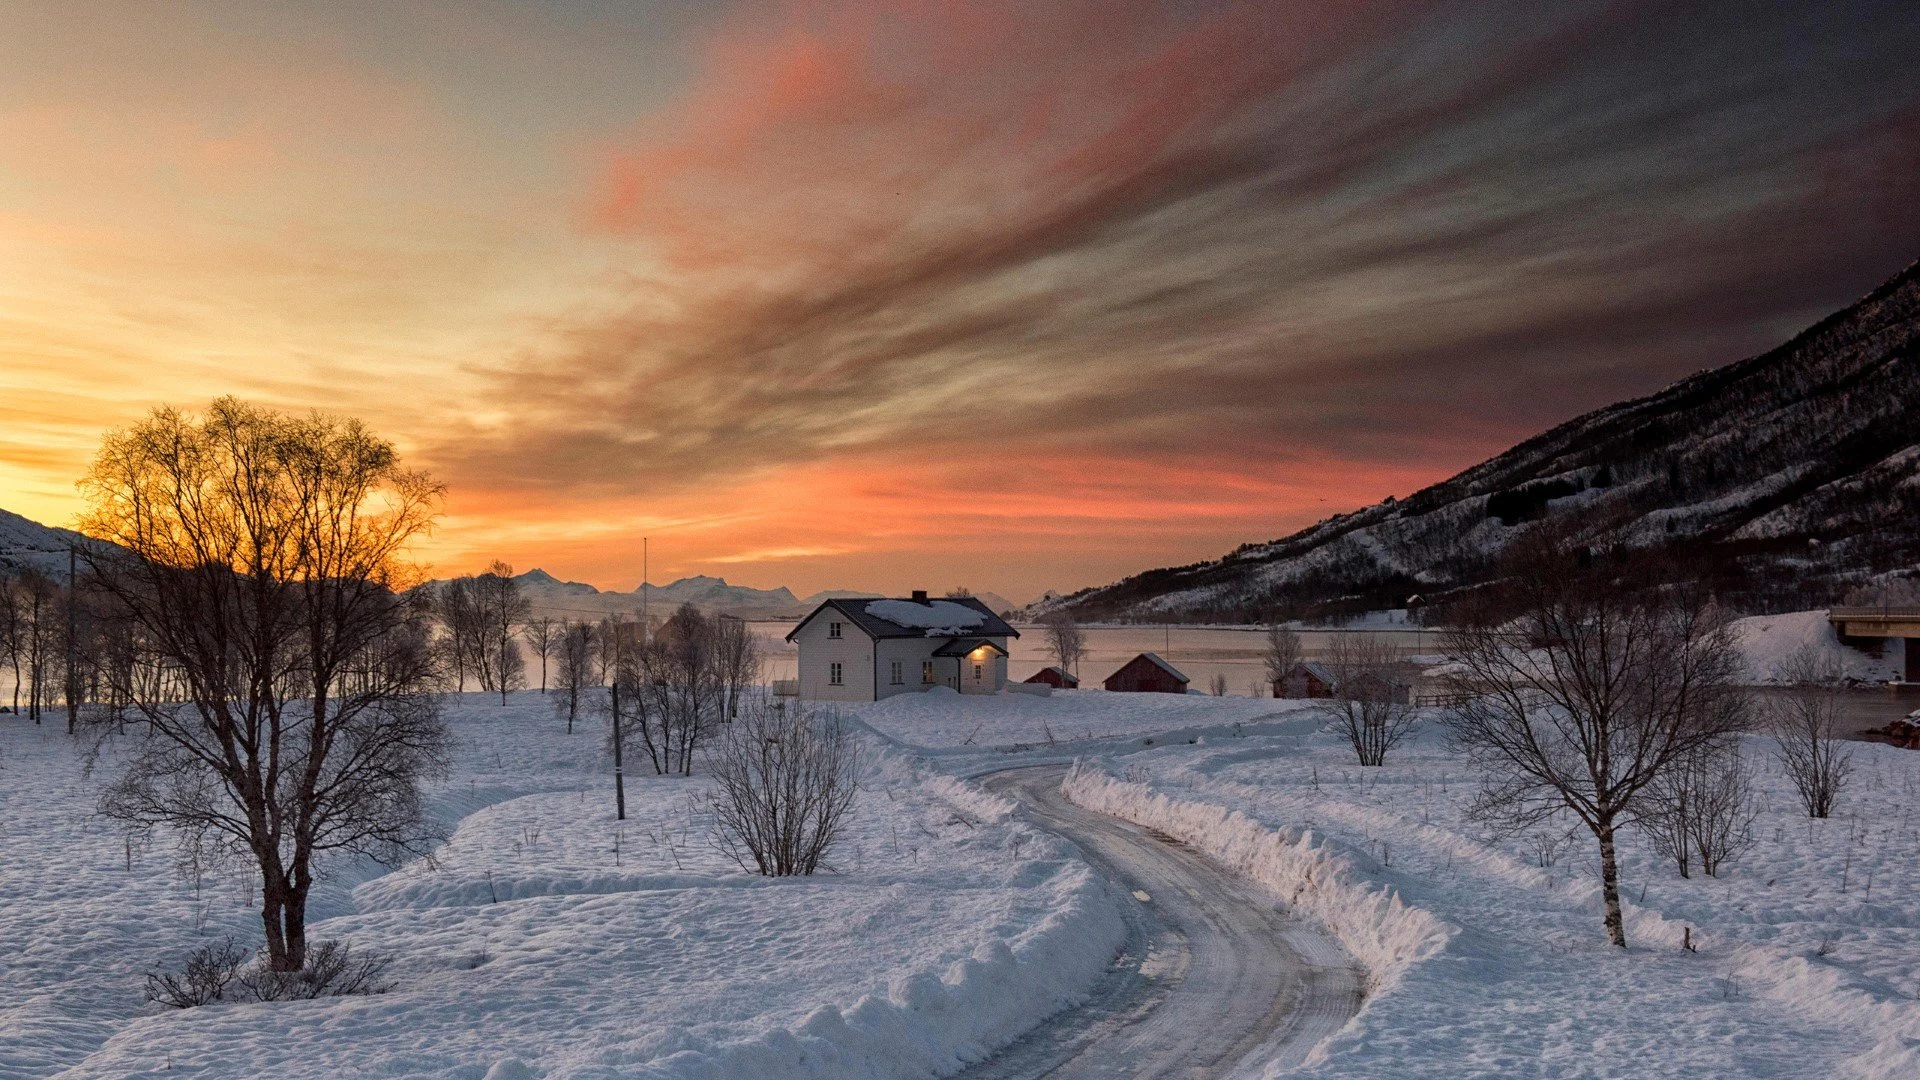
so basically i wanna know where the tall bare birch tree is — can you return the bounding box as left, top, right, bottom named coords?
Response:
left=80, top=398, right=449, bottom=972
left=1442, top=541, right=1749, bottom=947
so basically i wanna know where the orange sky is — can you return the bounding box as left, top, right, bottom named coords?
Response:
left=4, top=1, right=1917, bottom=601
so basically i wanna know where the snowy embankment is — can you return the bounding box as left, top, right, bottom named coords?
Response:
left=1073, top=723, right=1920, bottom=1077
left=3, top=693, right=1125, bottom=1080
left=1731, top=609, right=1905, bottom=684
left=1060, top=762, right=1451, bottom=999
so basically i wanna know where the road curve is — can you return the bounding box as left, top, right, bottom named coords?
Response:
left=961, top=764, right=1364, bottom=1080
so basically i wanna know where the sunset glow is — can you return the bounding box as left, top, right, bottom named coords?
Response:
left=4, top=0, right=1917, bottom=600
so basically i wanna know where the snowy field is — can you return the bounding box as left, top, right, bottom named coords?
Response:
left=9, top=680, right=1920, bottom=1078
left=1063, top=715, right=1920, bottom=1078
left=0, top=693, right=1123, bottom=1079
left=854, top=687, right=1299, bottom=750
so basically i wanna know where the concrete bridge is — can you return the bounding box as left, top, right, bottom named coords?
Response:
left=1828, top=607, right=1920, bottom=682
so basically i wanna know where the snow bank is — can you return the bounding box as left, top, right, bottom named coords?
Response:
left=1731, top=609, right=1904, bottom=684
left=864, top=600, right=987, bottom=634
left=1061, top=761, right=1453, bottom=997
left=607, top=863, right=1123, bottom=1080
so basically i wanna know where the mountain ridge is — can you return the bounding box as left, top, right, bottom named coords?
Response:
left=1039, top=258, right=1920, bottom=623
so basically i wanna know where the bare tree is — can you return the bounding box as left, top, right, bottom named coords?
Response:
left=18, top=569, right=61, bottom=724
left=1318, top=634, right=1418, bottom=766
left=1208, top=673, right=1230, bottom=696
left=432, top=577, right=484, bottom=691
left=1768, top=648, right=1853, bottom=818
left=0, top=569, right=22, bottom=714
left=1636, top=740, right=1756, bottom=878
left=629, top=604, right=722, bottom=775
left=1442, top=542, right=1750, bottom=947
left=79, top=398, right=450, bottom=972
left=712, top=614, right=761, bottom=720
left=1042, top=613, right=1086, bottom=679
left=523, top=615, right=559, bottom=694
left=1262, top=623, right=1301, bottom=695
left=707, top=697, right=859, bottom=876
left=555, top=619, right=598, bottom=734
left=474, top=561, right=530, bottom=705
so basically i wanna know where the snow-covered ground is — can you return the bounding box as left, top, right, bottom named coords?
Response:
left=1061, top=715, right=1920, bottom=1078
left=854, top=687, right=1296, bottom=750
left=11, top=682, right=1920, bottom=1078
left=0, top=693, right=1123, bottom=1079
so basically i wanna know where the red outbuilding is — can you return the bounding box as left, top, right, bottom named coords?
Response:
left=1025, top=665, right=1080, bottom=689
left=1103, top=652, right=1189, bottom=694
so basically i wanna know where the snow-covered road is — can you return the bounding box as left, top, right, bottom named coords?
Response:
left=961, top=765, right=1363, bottom=1079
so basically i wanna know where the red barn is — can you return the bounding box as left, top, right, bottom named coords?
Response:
left=1026, top=666, right=1079, bottom=689
left=1275, top=661, right=1335, bottom=699
left=1103, top=652, right=1189, bottom=694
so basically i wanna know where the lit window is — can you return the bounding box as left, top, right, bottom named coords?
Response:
left=890, top=660, right=903, bottom=684
left=828, top=621, right=842, bottom=639
left=829, top=662, right=843, bottom=685
left=974, top=663, right=984, bottom=679
left=921, top=661, right=935, bottom=683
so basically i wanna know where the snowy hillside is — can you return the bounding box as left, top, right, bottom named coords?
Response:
left=1045, top=259, right=1920, bottom=623
left=0, top=508, right=89, bottom=580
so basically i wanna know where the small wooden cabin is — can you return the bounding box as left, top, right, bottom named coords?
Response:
left=1026, top=665, right=1079, bottom=689
left=1275, top=661, right=1336, bottom=699
left=1104, top=652, right=1189, bottom=694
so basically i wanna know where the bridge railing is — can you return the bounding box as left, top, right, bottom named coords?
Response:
left=1829, top=607, right=1920, bottom=620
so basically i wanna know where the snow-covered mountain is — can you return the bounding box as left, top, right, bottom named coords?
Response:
left=464, top=572, right=1020, bottom=621
left=1043, top=258, right=1920, bottom=623
left=0, top=508, right=90, bottom=581
left=447, top=569, right=804, bottom=619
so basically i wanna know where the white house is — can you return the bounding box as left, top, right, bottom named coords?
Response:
left=786, top=591, right=1020, bottom=702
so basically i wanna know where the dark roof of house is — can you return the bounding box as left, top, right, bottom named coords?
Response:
left=786, top=596, right=1020, bottom=642
left=1285, top=660, right=1335, bottom=685
left=1027, top=665, right=1078, bottom=684
left=1110, top=651, right=1188, bottom=684
left=932, top=638, right=1011, bottom=657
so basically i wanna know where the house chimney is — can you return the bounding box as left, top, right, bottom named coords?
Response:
left=911, top=589, right=928, bottom=602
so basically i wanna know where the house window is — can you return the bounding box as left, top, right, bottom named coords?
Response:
left=828, top=621, right=842, bottom=639
left=921, top=661, right=935, bottom=684
left=974, top=663, right=984, bottom=680
left=829, top=662, right=843, bottom=686
left=890, top=660, right=903, bottom=685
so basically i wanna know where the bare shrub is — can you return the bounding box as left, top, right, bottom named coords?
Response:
left=708, top=698, right=858, bottom=876
left=1768, top=649, right=1853, bottom=819
left=145, top=938, right=248, bottom=1008
left=1442, top=536, right=1751, bottom=947
left=1636, top=741, right=1757, bottom=878
left=1317, top=634, right=1418, bottom=766
left=239, top=939, right=395, bottom=1001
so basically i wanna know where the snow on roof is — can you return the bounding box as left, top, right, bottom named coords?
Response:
left=864, top=599, right=988, bottom=636
left=1135, top=652, right=1188, bottom=681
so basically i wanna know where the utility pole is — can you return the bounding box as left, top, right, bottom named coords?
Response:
left=65, top=544, right=78, bottom=734
left=641, top=536, right=649, bottom=647
left=611, top=614, right=626, bottom=821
